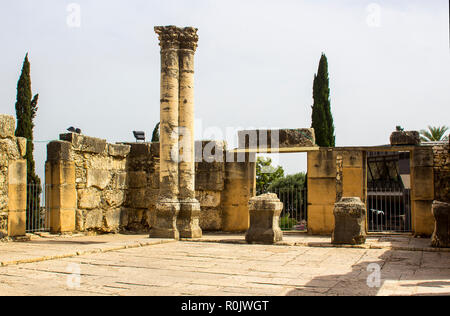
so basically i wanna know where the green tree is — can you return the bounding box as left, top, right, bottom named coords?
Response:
left=151, top=122, right=160, bottom=142
left=256, top=157, right=284, bottom=194
left=14, top=54, right=41, bottom=227
left=311, top=53, right=335, bottom=147
left=420, top=126, right=449, bottom=142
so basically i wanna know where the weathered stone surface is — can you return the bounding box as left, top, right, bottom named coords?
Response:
left=195, top=140, right=226, bottom=163
left=150, top=200, right=180, bottom=239
left=87, top=169, right=112, bottom=189
left=390, top=131, right=420, bottom=146
left=195, top=190, right=221, bottom=208
left=47, top=141, right=72, bottom=161
left=60, top=133, right=107, bottom=154
left=108, top=144, right=130, bottom=158
left=238, top=129, right=316, bottom=149
left=104, top=190, right=124, bottom=208
left=16, top=137, right=26, bottom=157
left=0, top=139, right=20, bottom=160
left=200, top=207, right=222, bottom=231
left=433, top=142, right=450, bottom=203
left=195, top=162, right=224, bottom=191
left=104, top=208, right=122, bottom=231
left=84, top=209, right=103, bottom=230
left=246, top=193, right=283, bottom=244
left=127, top=171, right=147, bottom=188
left=332, top=197, right=367, bottom=245
left=431, top=200, right=450, bottom=248
left=0, top=115, right=15, bottom=139
left=77, top=188, right=101, bottom=210
left=126, top=188, right=147, bottom=209
left=177, top=200, right=202, bottom=238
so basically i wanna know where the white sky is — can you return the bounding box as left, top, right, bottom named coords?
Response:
left=0, top=0, right=449, bottom=180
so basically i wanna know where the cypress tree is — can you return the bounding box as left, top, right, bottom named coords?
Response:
left=311, top=53, right=335, bottom=147
left=151, top=122, right=160, bottom=142
left=15, top=54, right=41, bottom=228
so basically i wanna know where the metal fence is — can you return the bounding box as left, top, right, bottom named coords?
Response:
left=262, top=186, right=307, bottom=231
left=367, top=187, right=411, bottom=233
left=26, top=184, right=51, bottom=233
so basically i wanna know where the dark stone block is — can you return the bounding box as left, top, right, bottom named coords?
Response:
left=47, top=141, right=72, bottom=161
left=390, top=131, right=420, bottom=146
left=431, top=200, right=450, bottom=248
left=332, top=197, right=367, bottom=245
left=238, top=129, right=316, bottom=149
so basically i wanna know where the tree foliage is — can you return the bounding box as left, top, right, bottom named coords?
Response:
left=256, top=157, right=284, bottom=194
left=420, top=126, right=449, bottom=142
left=311, top=53, right=335, bottom=147
left=14, top=54, right=41, bottom=225
left=151, top=122, right=160, bottom=142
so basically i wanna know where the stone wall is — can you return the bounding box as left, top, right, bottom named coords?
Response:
left=46, top=134, right=254, bottom=233
left=0, top=114, right=27, bottom=237
left=433, top=141, right=450, bottom=203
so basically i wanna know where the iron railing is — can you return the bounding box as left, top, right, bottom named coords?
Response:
left=367, top=187, right=411, bottom=233
left=262, top=186, right=307, bottom=231
left=26, top=184, right=50, bottom=233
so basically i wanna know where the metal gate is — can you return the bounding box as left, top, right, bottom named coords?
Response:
left=367, top=151, right=412, bottom=233
left=264, top=186, right=308, bottom=231
left=26, top=184, right=51, bottom=233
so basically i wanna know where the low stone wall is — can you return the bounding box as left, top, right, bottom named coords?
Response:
left=0, top=114, right=27, bottom=237
left=433, top=141, right=450, bottom=203
left=46, top=135, right=255, bottom=234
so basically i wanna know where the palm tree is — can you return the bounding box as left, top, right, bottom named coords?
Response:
left=420, top=126, right=449, bottom=142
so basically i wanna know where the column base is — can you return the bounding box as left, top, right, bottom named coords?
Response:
left=149, top=199, right=180, bottom=240
left=177, top=199, right=202, bottom=239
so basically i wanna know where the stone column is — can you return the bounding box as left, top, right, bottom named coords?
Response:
left=150, top=26, right=181, bottom=239
left=177, top=27, right=202, bottom=238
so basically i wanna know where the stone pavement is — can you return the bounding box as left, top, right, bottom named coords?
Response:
left=0, top=233, right=449, bottom=296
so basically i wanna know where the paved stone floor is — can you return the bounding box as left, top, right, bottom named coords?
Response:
left=0, top=237, right=449, bottom=296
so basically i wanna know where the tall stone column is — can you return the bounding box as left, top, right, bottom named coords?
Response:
left=177, top=27, right=202, bottom=238
left=150, top=26, right=181, bottom=239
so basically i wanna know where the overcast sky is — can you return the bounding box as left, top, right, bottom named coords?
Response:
left=0, top=0, right=449, bottom=180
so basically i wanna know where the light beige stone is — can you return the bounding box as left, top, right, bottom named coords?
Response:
left=87, top=169, right=112, bottom=189
left=0, top=115, right=15, bottom=139
left=85, top=209, right=103, bottom=230
left=77, top=188, right=101, bottom=210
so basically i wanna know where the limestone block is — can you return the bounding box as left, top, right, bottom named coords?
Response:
left=245, top=193, right=283, bottom=244
left=200, top=207, right=222, bottom=231
left=195, top=162, right=224, bottom=191
left=0, top=139, right=20, bottom=160
left=307, top=149, right=336, bottom=178
left=195, top=140, right=226, bottom=163
left=126, top=188, right=147, bottom=209
left=238, top=129, right=316, bottom=149
left=113, top=172, right=128, bottom=189
left=104, top=208, right=122, bottom=231
left=84, top=209, right=103, bottom=230
left=177, top=201, right=202, bottom=238
left=87, top=169, right=112, bottom=189
left=413, top=147, right=434, bottom=167
left=108, top=144, right=131, bottom=158
left=47, top=141, right=72, bottom=162
left=60, top=133, right=107, bottom=154
left=77, top=188, right=101, bottom=209
left=195, top=190, right=221, bottom=208
left=104, top=190, right=125, bottom=208
left=127, top=142, right=152, bottom=158
left=431, top=200, right=450, bottom=248
left=127, top=171, right=147, bottom=188
left=390, top=131, right=420, bottom=146
left=0, top=115, right=15, bottom=139
left=16, top=137, right=27, bottom=157
left=332, top=197, right=367, bottom=245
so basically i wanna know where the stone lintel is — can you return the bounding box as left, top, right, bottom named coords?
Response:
left=108, top=143, right=131, bottom=158
left=390, top=131, right=421, bottom=146
left=238, top=129, right=316, bottom=149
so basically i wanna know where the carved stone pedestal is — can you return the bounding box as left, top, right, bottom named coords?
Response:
left=332, top=197, right=367, bottom=245
left=431, top=200, right=450, bottom=248
left=246, top=194, right=283, bottom=244
left=150, top=199, right=180, bottom=240
left=178, top=200, right=202, bottom=238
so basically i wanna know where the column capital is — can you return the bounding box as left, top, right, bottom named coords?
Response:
left=154, top=25, right=180, bottom=50
left=179, top=27, right=198, bottom=52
